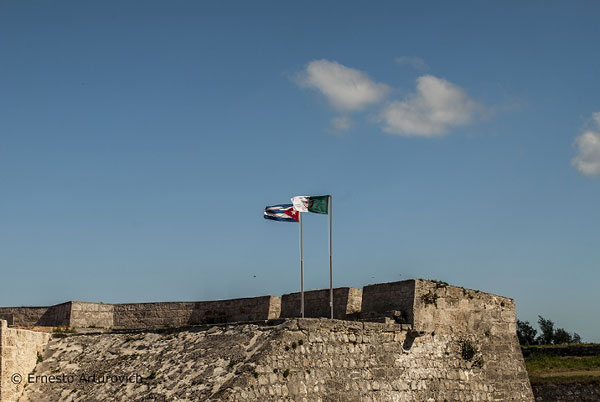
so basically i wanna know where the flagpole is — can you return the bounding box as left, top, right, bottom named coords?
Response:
left=300, top=212, right=304, bottom=318
left=329, top=194, right=333, bottom=319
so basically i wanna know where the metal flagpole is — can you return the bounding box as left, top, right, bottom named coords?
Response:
left=300, top=212, right=304, bottom=318
left=329, top=194, right=333, bottom=319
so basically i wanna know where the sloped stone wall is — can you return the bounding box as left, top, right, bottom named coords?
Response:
left=218, top=319, right=534, bottom=401
left=16, top=319, right=534, bottom=401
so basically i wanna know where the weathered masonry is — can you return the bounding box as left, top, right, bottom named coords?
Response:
left=0, top=321, right=51, bottom=402
left=0, top=280, right=520, bottom=332
left=0, top=280, right=535, bottom=401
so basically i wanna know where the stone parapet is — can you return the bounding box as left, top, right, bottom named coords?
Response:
left=0, top=280, right=518, bottom=335
left=69, top=302, right=114, bottom=329
left=361, top=280, right=416, bottom=322
left=280, top=287, right=362, bottom=319
left=412, top=279, right=516, bottom=335
left=0, top=303, right=70, bottom=327
left=113, top=295, right=281, bottom=329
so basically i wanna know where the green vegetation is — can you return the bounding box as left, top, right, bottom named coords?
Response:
left=525, top=353, right=600, bottom=384
left=526, top=354, right=600, bottom=371
left=458, top=339, right=483, bottom=367
left=524, top=343, right=598, bottom=349
left=517, top=316, right=581, bottom=346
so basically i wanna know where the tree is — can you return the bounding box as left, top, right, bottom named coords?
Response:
left=517, top=320, right=538, bottom=345
left=517, top=315, right=583, bottom=345
left=553, top=328, right=573, bottom=345
left=537, top=316, right=555, bottom=345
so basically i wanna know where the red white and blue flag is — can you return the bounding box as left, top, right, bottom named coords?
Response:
left=264, top=204, right=299, bottom=223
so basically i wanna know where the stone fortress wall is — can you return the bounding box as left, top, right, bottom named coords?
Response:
left=0, top=280, right=535, bottom=401
left=0, top=279, right=515, bottom=333
left=1, top=289, right=355, bottom=329
left=0, top=296, right=282, bottom=330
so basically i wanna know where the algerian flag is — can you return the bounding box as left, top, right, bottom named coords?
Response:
left=291, top=195, right=329, bottom=214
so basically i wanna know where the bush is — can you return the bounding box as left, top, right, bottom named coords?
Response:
left=459, top=339, right=478, bottom=361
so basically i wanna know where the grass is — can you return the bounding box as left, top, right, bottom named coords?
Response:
left=525, top=354, right=600, bottom=384
left=526, top=354, right=600, bottom=371
left=524, top=343, right=598, bottom=349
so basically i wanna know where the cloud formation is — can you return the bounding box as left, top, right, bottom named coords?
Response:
left=297, top=59, right=390, bottom=111
left=295, top=60, right=481, bottom=137
left=572, top=112, right=600, bottom=177
left=395, top=56, right=429, bottom=71
left=379, top=75, right=480, bottom=137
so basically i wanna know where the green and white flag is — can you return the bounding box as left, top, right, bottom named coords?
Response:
left=291, top=195, right=329, bottom=214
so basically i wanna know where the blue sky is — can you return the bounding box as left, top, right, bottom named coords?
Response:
left=1, top=1, right=599, bottom=340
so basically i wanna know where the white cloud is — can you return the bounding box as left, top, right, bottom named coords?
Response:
left=572, top=113, right=600, bottom=177
left=297, top=59, right=390, bottom=111
left=379, top=75, right=480, bottom=137
left=331, top=116, right=353, bottom=131
left=395, top=56, right=429, bottom=71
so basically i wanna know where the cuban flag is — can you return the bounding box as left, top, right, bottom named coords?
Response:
left=264, top=204, right=299, bottom=223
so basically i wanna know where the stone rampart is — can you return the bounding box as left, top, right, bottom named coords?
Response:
left=17, top=318, right=534, bottom=401
left=280, top=287, right=362, bottom=319
left=0, top=280, right=536, bottom=401
left=219, top=319, right=534, bottom=401
left=0, top=320, right=51, bottom=402
left=0, top=280, right=519, bottom=334
left=113, top=296, right=281, bottom=329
